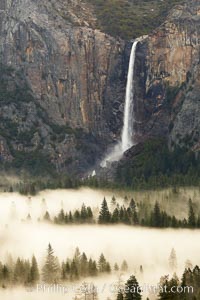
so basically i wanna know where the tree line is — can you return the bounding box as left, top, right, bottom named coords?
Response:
left=115, top=265, right=200, bottom=300
left=38, top=197, right=200, bottom=229
left=0, top=245, right=128, bottom=287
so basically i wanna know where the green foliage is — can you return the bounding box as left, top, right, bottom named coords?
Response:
left=98, top=197, right=111, bottom=224
left=86, top=0, right=184, bottom=40
left=0, top=65, right=34, bottom=104
left=115, top=138, right=200, bottom=189
left=11, top=150, right=55, bottom=177
left=124, top=275, right=142, bottom=300
left=53, top=203, right=94, bottom=224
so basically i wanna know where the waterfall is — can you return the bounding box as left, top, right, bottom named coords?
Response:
left=100, top=40, right=138, bottom=167
left=121, top=40, right=138, bottom=152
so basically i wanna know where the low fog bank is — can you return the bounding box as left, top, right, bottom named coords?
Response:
left=0, top=224, right=200, bottom=282
left=0, top=187, right=200, bottom=299
left=0, top=186, right=200, bottom=223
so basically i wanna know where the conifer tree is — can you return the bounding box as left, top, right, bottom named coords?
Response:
left=124, top=275, right=141, bottom=300
left=121, top=260, right=128, bottom=272
left=70, top=259, right=79, bottom=280
left=81, top=204, right=88, bottom=221
left=42, top=244, right=60, bottom=283
left=87, top=207, right=93, bottom=222
left=58, top=209, right=65, bottom=224
left=117, top=291, right=124, bottom=300
left=29, top=256, right=39, bottom=284
left=69, top=211, right=73, bottom=223
left=152, top=202, right=161, bottom=227
left=112, top=208, right=120, bottom=223
left=98, top=254, right=107, bottom=272
left=169, top=248, right=177, bottom=271
left=98, top=198, right=111, bottom=224
left=188, top=199, right=196, bottom=227
left=88, top=259, right=98, bottom=276
left=159, top=274, right=179, bottom=300
left=2, top=265, right=9, bottom=282
left=74, top=210, right=81, bottom=222
left=44, top=211, right=51, bottom=222
left=80, top=252, right=88, bottom=276
left=129, top=199, right=136, bottom=211
left=114, top=263, right=119, bottom=272
left=14, top=258, right=25, bottom=283
left=111, top=196, right=117, bottom=207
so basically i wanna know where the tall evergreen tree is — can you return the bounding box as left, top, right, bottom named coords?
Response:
left=152, top=202, right=161, bottom=227
left=80, top=252, right=88, bottom=276
left=98, top=198, right=111, bottom=224
left=112, top=208, right=120, bottom=223
left=29, top=256, right=39, bottom=284
left=188, top=199, right=196, bottom=227
left=114, top=263, right=119, bottom=272
left=98, top=254, right=107, bottom=272
left=42, top=244, right=60, bottom=283
left=81, top=204, right=88, bottom=221
left=169, top=248, right=177, bottom=271
left=117, top=291, right=124, bottom=300
left=121, top=260, right=128, bottom=272
left=88, top=259, right=98, bottom=276
left=124, top=275, right=141, bottom=300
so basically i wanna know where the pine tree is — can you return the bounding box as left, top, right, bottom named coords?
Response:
left=185, top=259, right=193, bottom=270
left=124, top=275, right=141, bottom=300
left=44, top=211, right=51, bottom=222
left=129, top=199, right=136, bottom=211
left=29, top=256, right=39, bottom=284
left=98, top=254, right=107, bottom=272
left=81, top=204, right=88, bottom=221
left=188, top=199, right=196, bottom=227
left=2, top=265, right=10, bottom=282
left=14, top=258, right=25, bottom=284
left=42, top=244, right=60, bottom=283
left=74, top=210, right=81, bottom=222
left=169, top=248, right=177, bottom=271
left=117, top=291, right=124, bottom=300
left=112, top=208, right=119, bottom=223
left=114, top=263, right=119, bottom=272
left=196, top=215, right=200, bottom=228
left=121, top=260, right=128, bottom=272
left=111, top=196, right=117, bottom=207
left=88, top=259, right=98, bottom=276
left=58, top=209, right=65, bottom=224
left=159, top=274, right=179, bottom=300
left=152, top=202, right=161, bottom=227
left=70, top=259, right=79, bottom=280
left=87, top=207, right=93, bottom=222
left=69, top=211, right=73, bottom=223
left=98, top=198, right=111, bottom=224
left=80, top=252, right=88, bottom=276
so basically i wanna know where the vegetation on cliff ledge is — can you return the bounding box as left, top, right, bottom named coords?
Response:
left=115, top=138, right=200, bottom=189
left=86, top=0, right=185, bottom=40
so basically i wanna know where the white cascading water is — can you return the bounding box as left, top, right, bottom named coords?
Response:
left=121, top=40, right=138, bottom=152
left=100, top=40, right=138, bottom=167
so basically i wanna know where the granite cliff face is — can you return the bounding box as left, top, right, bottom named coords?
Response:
left=0, top=0, right=126, bottom=174
left=0, top=0, right=200, bottom=175
left=133, top=0, right=200, bottom=151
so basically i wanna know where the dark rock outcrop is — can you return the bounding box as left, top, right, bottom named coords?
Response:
left=0, top=0, right=126, bottom=174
